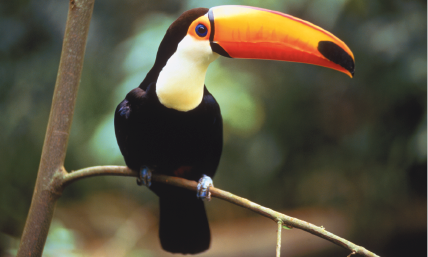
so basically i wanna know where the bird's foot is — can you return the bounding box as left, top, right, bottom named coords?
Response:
left=137, top=166, right=152, bottom=187
left=197, top=175, right=213, bottom=201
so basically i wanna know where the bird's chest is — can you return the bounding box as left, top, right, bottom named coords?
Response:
left=129, top=103, right=217, bottom=164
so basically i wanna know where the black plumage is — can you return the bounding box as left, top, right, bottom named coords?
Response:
left=114, top=8, right=222, bottom=254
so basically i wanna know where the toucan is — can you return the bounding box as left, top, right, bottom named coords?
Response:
left=114, top=5, right=354, bottom=254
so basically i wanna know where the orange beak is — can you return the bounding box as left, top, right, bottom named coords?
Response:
left=208, top=6, right=355, bottom=77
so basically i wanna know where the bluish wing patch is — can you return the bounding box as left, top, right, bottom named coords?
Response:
left=118, top=100, right=131, bottom=119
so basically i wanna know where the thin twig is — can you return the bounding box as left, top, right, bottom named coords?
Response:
left=348, top=251, right=357, bottom=257
left=63, top=165, right=380, bottom=257
left=276, top=219, right=282, bottom=257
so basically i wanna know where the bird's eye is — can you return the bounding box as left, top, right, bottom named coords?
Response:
left=195, top=24, right=208, bottom=37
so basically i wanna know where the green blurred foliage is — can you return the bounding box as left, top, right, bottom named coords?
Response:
left=0, top=0, right=426, bottom=256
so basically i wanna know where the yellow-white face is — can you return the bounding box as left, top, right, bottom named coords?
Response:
left=156, top=14, right=218, bottom=112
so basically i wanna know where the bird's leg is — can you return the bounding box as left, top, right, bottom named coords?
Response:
left=137, top=166, right=152, bottom=187
left=197, top=174, right=213, bottom=201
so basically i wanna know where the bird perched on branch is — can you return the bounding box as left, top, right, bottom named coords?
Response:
left=115, top=5, right=354, bottom=254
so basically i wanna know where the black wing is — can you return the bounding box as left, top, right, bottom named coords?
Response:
left=114, top=87, right=147, bottom=170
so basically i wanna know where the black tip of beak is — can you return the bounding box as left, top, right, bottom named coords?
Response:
left=318, top=41, right=355, bottom=77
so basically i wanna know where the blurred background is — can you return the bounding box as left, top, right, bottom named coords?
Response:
left=0, top=0, right=426, bottom=256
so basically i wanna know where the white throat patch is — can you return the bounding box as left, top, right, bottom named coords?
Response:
left=156, top=34, right=219, bottom=112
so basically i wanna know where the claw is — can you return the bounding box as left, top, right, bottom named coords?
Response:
left=137, top=166, right=152, bottom=187
left=197, top=175, right=213, bottom=201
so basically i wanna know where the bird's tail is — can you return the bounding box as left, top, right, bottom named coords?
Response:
left=158, top=189, right=211, bottom=254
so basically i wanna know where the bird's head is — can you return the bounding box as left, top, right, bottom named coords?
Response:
left=148, top=6, right=355, bottom=111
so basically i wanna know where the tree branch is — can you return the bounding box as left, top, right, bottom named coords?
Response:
left=63, top=165, right=380, bottom=257
left=17, top=0, right=95, bottom=256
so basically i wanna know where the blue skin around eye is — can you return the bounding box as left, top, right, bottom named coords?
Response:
left=195, top=24, right=208, bottom=37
